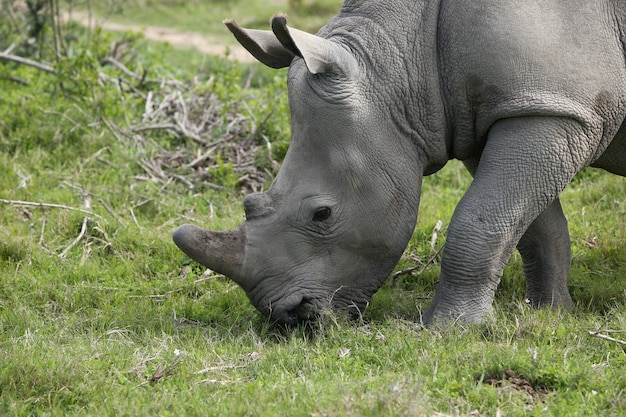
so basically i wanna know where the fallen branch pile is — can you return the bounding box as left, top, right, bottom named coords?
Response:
left=105, top=73, right=276, bottom=193
left=1, top=44, right=280, bottom=194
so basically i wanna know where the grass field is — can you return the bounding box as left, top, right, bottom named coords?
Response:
left=82, top=0, right=342, bottom=43
left=1, top=1, right=625, bottom=416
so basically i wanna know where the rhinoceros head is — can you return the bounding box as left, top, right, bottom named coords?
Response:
left=173, top=15, right=424, bottom=325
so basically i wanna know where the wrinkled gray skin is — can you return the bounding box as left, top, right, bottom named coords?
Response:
left=173, top=0, right=626, bottom=325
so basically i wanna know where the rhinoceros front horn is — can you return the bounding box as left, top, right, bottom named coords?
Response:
left=172, top=224, right=247, bottom=287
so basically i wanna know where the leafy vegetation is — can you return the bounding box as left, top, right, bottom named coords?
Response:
left=1, top=1, right=625, bottom=416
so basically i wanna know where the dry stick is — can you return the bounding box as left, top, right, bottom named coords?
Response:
left=101, top=117, right=126, bottom=142
left=0, top=51, right=57, bottom=74
left=148, top=355, right=181, bottom=384
left=59, top=189, right=93, bottom=259
left=49, top=0, right=66, bottom=58
left=2, top=44, right=16, bottom=55
left=390, top=245, right=445, bottom=287
left=59, top=216, right=89, bottom=260
left=589, top=330, right=626, bottom=347
left=130, top=207, right=142, bottom=229
left=100, top=56, right=180, bottom=86
left=156, top=217, right=178, bottom=231
left=38, top=219, right=47, bottom=247
left=41, top=109, right=84, bottom=131
left=0, top=199, right=102, bottom=219
left=98, top=198, right=126, bottom=226
left=184, top=147, right=216, bottom=169
left=4, top=75, right=29, bottom=86
left=6, top=3, right=28, bottom=39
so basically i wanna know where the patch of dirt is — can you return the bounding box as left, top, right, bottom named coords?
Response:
left=483, top=369, right=549, bottom=403
left=62, top=10, right=256, bottom=63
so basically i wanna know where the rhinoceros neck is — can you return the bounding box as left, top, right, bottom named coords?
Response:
left=321, top=0, right=450, bottom=175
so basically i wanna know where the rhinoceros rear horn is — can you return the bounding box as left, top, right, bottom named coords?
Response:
left=225, top=15, right=358, bottom=78
left=270, top=14, right=358, bottom=77
left=172, top=224, right=248, bottom=287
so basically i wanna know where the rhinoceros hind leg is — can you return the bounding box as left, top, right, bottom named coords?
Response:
left=516, top=198, right=574, bottom=309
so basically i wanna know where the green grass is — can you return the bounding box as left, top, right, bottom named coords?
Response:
left=1, top=3, right=625, bottom=416
left=75, top=0, right=343, bottom=43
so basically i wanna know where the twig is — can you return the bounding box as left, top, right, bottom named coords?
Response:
left=2, top=75, right=29, bottom=86
left=100, top=56, right=144, bottom=80
left=589, top=330, right=626, bottom=347
left=98, top=198, right=126, bottom=225
left=390, top=245, right=444, bottom=287
left=0, top=51, right=57, bottom=74
left=100, top=117, right=127, bottom=142
left=149, top=355, right=181, bottom=384
left=195, top=378, right=238, bottom=386
left=49, top=0, right=66, bottom=59
left=130, top=207, right=142, bottom=229
left=100, top=56, right=180, bottom=86
left=41, top=109, right=84, bottom=132
left=132, top=123, right=179, bottom=133
left=0, top=199, right=101, bottom=219
left=194, top=363, right=246, bottom=375
left=2, top=44, right=16, bottom=55
left=156, top=217, right=178, bottom=231
left=59, top=216, right=89, bottom=259
left=38, top=219, right=47, bottom=247
left=6, top=3, right=28, bottom=39
left=183, top=146, right=216, bottom=168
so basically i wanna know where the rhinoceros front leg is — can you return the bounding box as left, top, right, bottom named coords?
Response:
left=423, top=116, right=596, bottom=323
left=462, top=158, right=574, bottom=310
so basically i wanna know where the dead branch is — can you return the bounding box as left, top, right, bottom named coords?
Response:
left=149, top=355, right=181, bottom=384
left=38, top=218, right=47, bottom=247
left=100, top=56, right=182, bottom=87
left=98, top=198, right=126, bottom=225
left=589, top=330, right=626, bottom=347
left=59, top=216, right=89, bottom=259
left=2, top=44, right=16, bottom=54
left=0, top=51, right=57, bottom=74
left=129, top=207, right=141, bottom=229
left=0, top=198, right=102, bottom=218
left=59, top=188, right=93, bottom=259
left=390, top=245, right=445, bottom=287
left=5, top=3, right=28, bottom=39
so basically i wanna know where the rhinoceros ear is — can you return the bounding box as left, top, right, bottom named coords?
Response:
left=224, top=19, right=295, bottom=69
left=270, top=14, right=358, bottom=77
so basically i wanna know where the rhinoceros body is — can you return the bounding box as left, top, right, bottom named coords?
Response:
left=174, top=0, right=626, bottom=324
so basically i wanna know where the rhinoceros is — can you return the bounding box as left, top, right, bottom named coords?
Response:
left=173, top=0, right=626, bottom=325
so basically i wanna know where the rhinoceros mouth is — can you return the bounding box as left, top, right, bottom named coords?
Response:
left=265, top=288, right=371, bottom=326
left=269, top=296, right=320, bottom=326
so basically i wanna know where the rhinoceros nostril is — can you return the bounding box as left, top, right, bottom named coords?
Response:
left=286, top=312, right=298, bottom=326
left=284, top=297, right=317, bottom=325
left=243, top=192, right=273, bottom=220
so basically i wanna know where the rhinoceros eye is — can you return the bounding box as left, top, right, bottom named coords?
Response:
left=312, top=207, right=331, bottom=222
